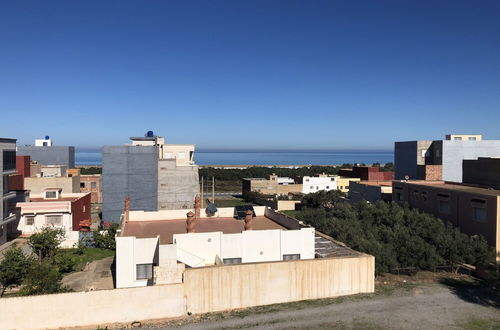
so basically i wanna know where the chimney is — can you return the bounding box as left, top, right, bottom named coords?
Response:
left=244, top=210, right=253, bottom=231
left=186, top=211, right=195, bottom=233
left=124, top=196, right=130, bottom=222
left=194, top=195, right=201, bottom=218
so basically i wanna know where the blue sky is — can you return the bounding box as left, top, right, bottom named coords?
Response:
left=1, top=1, right=499, bottom=150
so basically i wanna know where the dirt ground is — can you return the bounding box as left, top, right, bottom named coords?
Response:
left=93, top=273, right=500, bottom=330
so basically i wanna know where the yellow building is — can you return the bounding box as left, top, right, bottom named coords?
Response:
left=337, top=177, right=361, bottom=193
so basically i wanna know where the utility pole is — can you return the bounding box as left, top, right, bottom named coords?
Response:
left=201, top=176, right=204, bottom=208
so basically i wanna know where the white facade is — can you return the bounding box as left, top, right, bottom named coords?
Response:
left=34, top=137, right=53, bottom=147
left=302, top=176, right=338, bottom=194
left=115, top=227, right=315, bottom=289
left=129, top=134, right=196, bottom=166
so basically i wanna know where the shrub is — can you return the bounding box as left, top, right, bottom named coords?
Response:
left=0, top=247, right=33, bottom=297
left=20, top=260, right=70, bottom=296
left=28, top=227, right=65, bottom=260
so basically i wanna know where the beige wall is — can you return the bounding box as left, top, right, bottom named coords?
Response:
left=24, top=176, right=80, bottom=194
left=0, top=284, right=186, bottom=330
left=337, top=177, right=360, bottom=192
left=184, top=255, right=374, bottom=314
left=0, top=254, right=374, bottom=329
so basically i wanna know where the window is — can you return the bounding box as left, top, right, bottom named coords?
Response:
left=223, top=258, right=242, bottom=264
left=90, top=182, right=96, bottom=189
left=26, top=216, right=35, bottom=226
left=82, top=205, right=86, bottom=213
left=310, top=186, right=314, bottom=189
left=0, top=226, right=3, bottom=237
left=421, top=191, right=428, bottom=202
left=468, top=137, right=477, bottom=141
left=45, top=191, right=57, bottom=199
left=45, top=215, right=62, bottom=226
left=438, top=200, right=450, bottom=214
left=2, top=150, right=16, bottom=171
left=80, top=182, right=85, bottom=188
left=164, top=153, right=173, bottom=159
left=326, top=186, right=330, bottom=189
left=283, top=254, right=300, bottom=260
left=177, top=152, right=186, bottom=159
left=413, top=190, right=419, bottom=200
left=473, top=207, right=487, bottom=222
left=454, top=137, right=462, bottom=141
left=136, top=264, right=153, bottom=280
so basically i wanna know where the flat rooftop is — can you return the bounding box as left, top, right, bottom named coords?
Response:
left=398, top=180, right=500, bottom=197
left=123, top=216, right=286, bottom=244
left=357, top=180, right=393, bottom=187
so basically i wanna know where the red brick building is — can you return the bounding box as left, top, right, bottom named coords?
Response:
left=339, top=166, right=394, bottom=181
left=80, top=174, right=102, bottom=204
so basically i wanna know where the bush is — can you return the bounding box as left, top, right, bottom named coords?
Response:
left=53, top=252, right=77, bottom=274
left=297, top=201, right=495, bottom=275
left=28, top=227, right=65, bottom=260
left=20, top=260, right=70, bottom=296
left=93, top=224, right=119, bottom=250
left=0, top=247, right=33, bottom=297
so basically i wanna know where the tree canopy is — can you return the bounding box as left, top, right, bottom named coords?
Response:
left=296, top=201, right=494, bottom=275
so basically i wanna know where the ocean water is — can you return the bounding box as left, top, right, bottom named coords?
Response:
left=76, top=151, right=393, bottom=166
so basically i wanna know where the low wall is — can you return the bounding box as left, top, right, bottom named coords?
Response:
left=0, top=284, right=185, bottom=330
left=184, top=255, right=375, bottom=314
left=128, top=206, right=266, bottom=221
left=265, top=208, right=305, bottom=229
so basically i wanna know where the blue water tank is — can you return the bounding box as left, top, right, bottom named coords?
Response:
left=45, top=136, right=50, bottom=140
left=146, top=131, right=154, bottom=137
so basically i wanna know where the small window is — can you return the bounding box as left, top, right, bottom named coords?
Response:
left=83, top=205, right=86, bottom=213
left=45, top=215, right=62, bottom=226
left=90, top=182, right=97, bottom=189
left=136, top=264, right=153, bottom=280
left=310, top=186, right=314, bottom=189
left=326, top=186, right=330, bottom=189
left=80, top=182, right=85, bottom=188
left=438, top=200, right=450, bottom=214
left=468, top=137, right=476, bottom=141
left=473, top=207, right=487, bottom=222
left=223, top=258, right=242, bottom=264
left=26, top=216, right=35, bottom=226
left=454, top=137, right=462, bottom=140
left=421, top=191, right=428, bottom=202
left=177, top=152, right=186, bottom=159
left=45, top=191, right=57, bottom=199
left=413, top=190, right=419, bottom=200
left=283, top=254, right=300, bottom=260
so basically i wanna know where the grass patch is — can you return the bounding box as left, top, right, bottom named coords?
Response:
left=459, top=318, right=500, bottom=330
left=57, top=248, right=115, bottom=272
left=282, top=210, right=302, bottom=219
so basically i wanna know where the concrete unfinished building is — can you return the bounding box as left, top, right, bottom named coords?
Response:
left=102, top=132, right=199, bottom=223
left=395, top=134, right=500, bottom=182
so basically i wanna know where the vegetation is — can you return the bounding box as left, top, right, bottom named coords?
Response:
left=301, top=190, right=346, bottom=208
left=93, top=223, right=119, bottom=250
left=28, top=227, right=65, bottom=260
left=0, top=247, right=33, bottom=297
left=294, top=200, right=494, bottom=275
left=200, top=163, right=393, bottom=192
left=19, top=260, right=71, bottom=296
left=79, top=166, right=102, bottom=175
left=1, top=227, right=116, bottom=298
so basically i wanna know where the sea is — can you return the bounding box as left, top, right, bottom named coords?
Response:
left=76, top=150, right=394, bottom=166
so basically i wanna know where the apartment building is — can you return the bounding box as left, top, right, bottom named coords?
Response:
left=24, top=163, right=80, bottom=194
left=392, top=180, right=500, bottom=257
left=242, top=175, right=302, bottom=195
left=339, top=166, right=394, bottom=181
left=395, top=134, right=500, bottom=182
left=16, top=189, right=91, bottom=247
left=102, top=132, right=199, bottom=223
left=80, top=174, right=102, bottom=203
left=17, top=137, right=75, bottom=168
left=0, top=138, right=17, bottom=245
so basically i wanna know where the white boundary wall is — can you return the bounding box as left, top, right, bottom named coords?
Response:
left=0, top=284, right=185, bottom=330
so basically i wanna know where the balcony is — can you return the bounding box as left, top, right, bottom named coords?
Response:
left=1, top=212, right=17, bottom=225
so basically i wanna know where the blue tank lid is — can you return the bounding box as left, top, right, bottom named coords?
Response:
left=146, top=131, right=154, bottom=137
left=45, top=136, right=50, bottom=140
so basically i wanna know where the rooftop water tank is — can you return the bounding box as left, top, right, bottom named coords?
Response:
left=146, top=131, right=154, bottom=137
left=45, top=136, right=50, bottom=140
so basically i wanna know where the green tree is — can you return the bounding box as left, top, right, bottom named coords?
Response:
left=93, top=223, right=119, bottom=250
left=0, top=247, right=33, bottom=297
left=28, top=227, right=65, bottom=260
left=301, top=190, right=346, bottom=209
left=20, top=260, right=70, bottom=296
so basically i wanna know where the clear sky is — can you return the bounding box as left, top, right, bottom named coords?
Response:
left=1, top=1, right=499, bottom=150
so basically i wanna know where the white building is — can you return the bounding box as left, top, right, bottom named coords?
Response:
left=16, top=189, right=91, bottom=247
left=115, top=206, right=316, bottom=289
left=302, top=175, right=338, bottom=194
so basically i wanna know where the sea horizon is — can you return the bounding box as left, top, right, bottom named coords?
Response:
left=76, top=149, right=394, bottom=166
